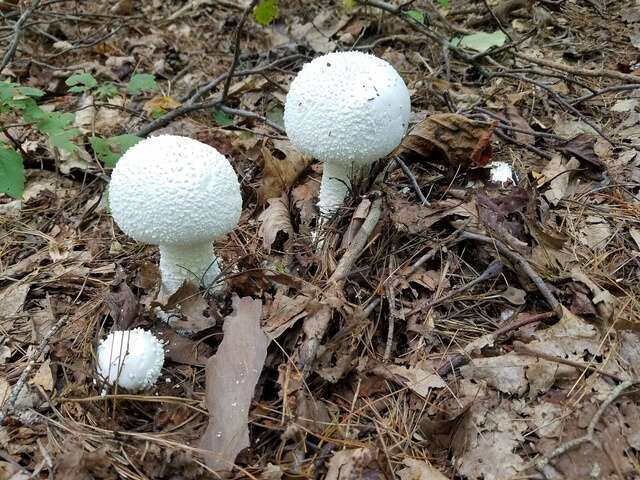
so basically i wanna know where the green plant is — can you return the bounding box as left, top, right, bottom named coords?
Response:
left=0, top=72, right=155, bottom=198
left=254, top=0, right=279, bottom=25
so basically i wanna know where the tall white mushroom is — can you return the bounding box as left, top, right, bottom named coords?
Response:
left=108, top=135, right=242, bottom=295
left=284, top=51, right=411, bottom=217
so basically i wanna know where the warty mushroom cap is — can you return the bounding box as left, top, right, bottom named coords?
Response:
left=96, top=328, right=165, bottom=391
left=284, top=51, right=411, bottom=166
left=108, top=135, right=242, bottom=247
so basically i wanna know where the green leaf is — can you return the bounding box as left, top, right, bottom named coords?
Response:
left=343, top=0, right=357, bottom=9
left=66, top=72, right=98, bottom=93
left=452, top=30, right=507, bottom=53
left=266, top=106, right=284, bottom=130
left=27, top=109, right=80, bottom=152
left=212, top=109, right=234, bottom=128
left=0, top=143, right=25, bottom=199
left=406, top=9, right=425, bottom=24
left=126, top=74, right=157, bottom=95
left=15, top=85, right=45, bottom=98
left=254, top=0, right=278, bottom=26
left=90, top=134, right=141, bottom=168
left=436, top=0, right=449, bottom=7
left=94, top=82, right=118, bottom=100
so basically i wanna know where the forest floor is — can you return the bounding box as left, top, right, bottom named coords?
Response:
left=2, top=0, right=640, bottom=479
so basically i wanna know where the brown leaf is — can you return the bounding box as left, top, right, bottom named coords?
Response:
left=539, top=154, right=580, bottom=206
left=199, top=296, right=268, bottom=471
left=264, top=291, right=309, bottom=338
left=399, top=113, right=495, bottom=170
left=558, top=133, right=604, bottom=170
left=103, top=280, right=139, bottom=330
left=258, top=196, right=293, bottom=253
left=53, top=446, right=117, bottom=480
left=161, top=281, right=215, bottom=333
left=389, top=197, right=477, bottom=234
left=502, top=105, right=535, bottom=145
left=398, top=459, right=448, bottom=480
left=258, top=140, right=311, bottom=203
left=291, top=179, right=319, bottom=225
left=325, top=448, right=383, bottom=480
left=0, top=282, right=30, bottom=332
left=152, top=322, right=213, bottom=366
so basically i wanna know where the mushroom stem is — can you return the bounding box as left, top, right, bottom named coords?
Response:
left=318, top=162, right=369, bottom=218
left=159, top=242, right=220, bottom=295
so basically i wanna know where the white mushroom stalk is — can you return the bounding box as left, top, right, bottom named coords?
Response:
left=108, top=135, right=242, bottom=296
left=96, top=328, right=164, bottom=391
left=284, top=51, right=411, bottom=217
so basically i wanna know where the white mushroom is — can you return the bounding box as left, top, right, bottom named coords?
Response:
left=108, top=135, right=242, bottom=295
left=284, top=51, right=411, bottom=217
left=96, top=328, right=164, bottom=391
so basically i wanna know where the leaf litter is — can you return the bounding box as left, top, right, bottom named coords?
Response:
left=2, top=0, right=640, bottom=479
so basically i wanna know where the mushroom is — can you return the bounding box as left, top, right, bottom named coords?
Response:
left=108, top=135, right=242, bottom=295
left=96, top=328, right=164, bottom=391
left=284, top=51, right=411, bottom=217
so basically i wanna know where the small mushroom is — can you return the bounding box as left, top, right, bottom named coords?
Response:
left=284, top=51, right=411, bottom=217
left=96, top=328, right=164, bottom=391
left=108, top=135, right=242, bottom=295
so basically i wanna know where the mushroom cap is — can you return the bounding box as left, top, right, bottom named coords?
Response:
left=284, top=51, right=411, bottom=166
left=96, top=328, right=164, bottom=391
left=108, top=135, right=242, bottom=246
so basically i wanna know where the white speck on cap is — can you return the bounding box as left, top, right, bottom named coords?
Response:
left=96, top=328, right=165, bottom=391
left=108, top=135, right=242, bottom=246
left=284, top=51, right=411, bottom=166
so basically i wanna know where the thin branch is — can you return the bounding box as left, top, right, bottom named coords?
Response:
left=0, top=0, right=42, bottom=73
left=460, top=231, right=562, bottom=316
left=0, top=313, right=69, bottom=425
left=219, top=105, right=285, bottom=135
left=220, top=0, right=260, bottom=104
left=535, top=379, right=636, bottom=478
left=395, top=156, right=429, bottom=205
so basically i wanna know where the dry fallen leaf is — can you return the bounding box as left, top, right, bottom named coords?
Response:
left=325, top=448, right=382, bottom=480
left=399, top=113, right=495, bottom=171
left=389, top=197, right=477, bottom=234
left=258, top=196, right=294, bottom=253
left=258, top=140, right=311, bottom=203
left=0, top=282, right=30, bottom=332
left=199, top=296, right=268, bottom=471
left=398, top=458, right=449, bottom=480
left=387, top=361, right=447, bottom=397
left=539, top=154, right=580, bottom=206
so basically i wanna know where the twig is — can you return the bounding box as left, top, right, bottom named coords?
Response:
left=219, top=105, right=285, bottom=135
left=133, top=98, right=220, bottom=137
left=299, top=196, right=383, bottom=376
left=406, top=259, right=503, bottom=317
left=480, top=0, right=512, bottom=41
left=395, top=156, right=429, bottom=205
left=0, top=314, right=69, bottom=425
left=490, top=72, right=615, bottom=145
left=184, top=53, right=303, bottom=104
left=329, top=196, right=383, bottom=285
left=460, top=231, right=562, bottom=316
left=534, top=379, right=636, bottom=477
left=220, top=0, right=260, bottom=104
left=0, top=0, right=42, bottom=73
left=515, top=52, right=640, bottom=85
left=514, top=343, right=624, bottom=383
left=571, top=84, right=640, bottom=106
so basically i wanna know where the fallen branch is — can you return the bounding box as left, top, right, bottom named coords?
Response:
left=299, top=196, right=383, bottom=376
left=460, top=231, right=562, bottom=316
left=221, top=0, right=261, bottom=103
left=534, top=379, right=636, bottom=478
left=515, top=52, right=640, bottom=85
left=0, top=313, right=69, bottom=425
left=0, top=0, right=42, bottom=73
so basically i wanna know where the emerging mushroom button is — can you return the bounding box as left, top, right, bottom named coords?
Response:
left=284, top=51, right=411, bottom=216
left=96, top=328, right=165, bottom=391
left=108, top=135, right=242, bottom=295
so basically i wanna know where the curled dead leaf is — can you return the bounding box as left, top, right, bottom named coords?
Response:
left=258, top=140, right=311, bottom=204
left=258, top=196, right=294, bottom=253
left=398, top=113, right=495, bottom=171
